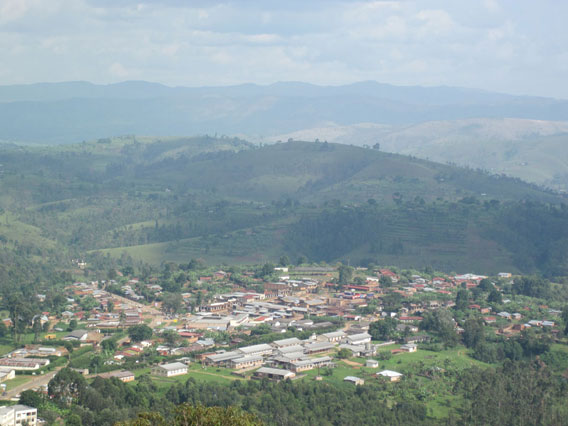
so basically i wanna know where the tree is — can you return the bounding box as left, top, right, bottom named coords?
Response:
left=463, top=318, right=484, bottom=349
left=128, top=324, right=153, bottom=342
left=373, top=143, right=381, bottom=150
left=259, top=263, right=274, bottom=278
left=101, top=339, right=117, bottom=353
left=117, top=403, right=263, bottom=426
left=48, top=368, right=87, bottom=406
left=107, top=301, right=114, bottom=313
left=379, top=275, right=392, bottom=287
left=296, top=255, right=307, bottom=266
left=19, top=390, right=43, bottom=408
left=278, top=256, right=290, bottom=267
left=369, top=317, right=396, bottom=341
left=478, top=278, right=494, bottom=292
left=68, top=319, right=78, bottom=331
left=32, top=317, right=42, bottom=342
left=161, top=292, right=183, bottom=315
left=338, top=265, right=354, bottom=285
left=337, top=348, right=351, bottom=359
left=162, top=329, right=179, bottom=347
left=455, top=289, right=469, bottom=311
left=487, top=289, right=502, bottom=304
left=421, top=309, right=458, bottom=347
left=512, top=276, right=551, bottom=299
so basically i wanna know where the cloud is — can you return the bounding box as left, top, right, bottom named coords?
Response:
left=0, top=0, right=566, bottom=98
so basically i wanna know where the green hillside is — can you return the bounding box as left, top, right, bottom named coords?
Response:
left=0, top=136, right=565, bottom=274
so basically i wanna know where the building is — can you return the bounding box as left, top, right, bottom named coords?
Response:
left=98, top=370, right=135, bottom=383
left=228, top=355, right=264, bottom=370
left=365, top=359, right=379, bottom=368
left=318, top=330, right=346, bottom=343
left=304, top=341, right=335, bottom=355
left=253, top=367, right=295, bottom=381
left=272, top=337, right=302, bottom=348
left=377, top=370, right=403, bottom=382
left=0, top=369, right=15, bottom=383
left=151, top=362, right=188, bottom=377
left=204, top=351, right=242, bottom=367
left=0, top=404, right=37, bottom=426
left=400, top=344, right=417, bottom=353
left=344, top=376, right=364, bottom=385
left=0, top=358, right=49, bottom=371
left=63, top=329, right=89, bottom=341
left=237, top=344, right=274, bottom=357
left=346, top=333, right=371, bottom=346
left=289, top=356, right=333, bottom=373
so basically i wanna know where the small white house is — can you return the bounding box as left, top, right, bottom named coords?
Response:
left=365, top=359, right=379, bottom=368
left=377, top=370, right=403, bottom=382
left=400, top=344, right=417, bottom=353
left=151, top=362, right=188, bottom=377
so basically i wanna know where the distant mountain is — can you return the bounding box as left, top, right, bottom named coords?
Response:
left=267, top=118, right=568, bottom=191
left=2, top=80, right=568, bottom=144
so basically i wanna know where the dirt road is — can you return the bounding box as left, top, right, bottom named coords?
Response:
left=4, top=367, right=63, bottom=400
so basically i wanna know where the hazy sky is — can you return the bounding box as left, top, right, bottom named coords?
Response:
left=1, top=0, right=567, bottom=98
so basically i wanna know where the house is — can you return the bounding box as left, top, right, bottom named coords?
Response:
left=304, top=341, right=335, bottom=355
left=237, top=344, right=274, bottom=357
left=98, top=370, right=135, bottom=383
left=0, top=369, right=15, bottom=382
left=0, top=404, right=37, bottom=426
left=289, top=356, right=333, bottom=373
left=0, top=358, right=49, bottom=371
left=151, top=362, right=188, bottom=377
left=63, top=329, right=89, bottom=341
left=204, top=351, right=242, bottom=367
left=229, top=355, right=264, bottom=370
left=318, top=330, right=346, bottom=343
left=400, top=344, right=417, bottom=353
left=346, top=333, right=371, bottom=346
left=344, top=376, right=364, bottom=385
left=272, top=337, right=302, bottom=348
left=377, top=370, right=403, bottom=382
left=253, top=367, right=295, bottom=381
left=365, top=359, right=379, bottom=368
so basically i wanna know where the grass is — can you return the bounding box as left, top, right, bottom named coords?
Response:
left=132, top=364, right=243, bottom=391
left=4, top=375, right=34, bottom=391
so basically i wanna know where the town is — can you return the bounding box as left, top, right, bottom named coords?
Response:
left=0, top=261, right=564, bottom=425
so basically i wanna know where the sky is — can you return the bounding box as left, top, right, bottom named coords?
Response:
left=1, top=0, right=567, bottom=98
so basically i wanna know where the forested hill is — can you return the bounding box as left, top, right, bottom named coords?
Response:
left=0, top=136, right=566, bottom=274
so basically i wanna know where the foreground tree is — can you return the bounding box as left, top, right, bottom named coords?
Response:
left=117, top=403, right=263, bottom=426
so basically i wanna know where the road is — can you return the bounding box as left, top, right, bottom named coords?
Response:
left=3, top=367, right=63, bottom=400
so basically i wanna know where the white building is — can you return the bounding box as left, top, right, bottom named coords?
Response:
left=346, top=333, right=372, bottom=346
left=377, top=370, right=403, bottom=382
left=0, top=404, right=37, bottom=426
left=151, top=362, right=188, bottom=377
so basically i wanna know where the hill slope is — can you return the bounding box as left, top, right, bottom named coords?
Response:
left=0, top=137, right=565, bottom=274
left=266, top=118, right=568, bottom=191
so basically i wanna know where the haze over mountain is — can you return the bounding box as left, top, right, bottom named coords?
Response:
left=2, top=80, right=568, bottom=145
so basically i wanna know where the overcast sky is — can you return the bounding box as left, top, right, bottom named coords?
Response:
left=1, top=0, right=567, bottom=98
